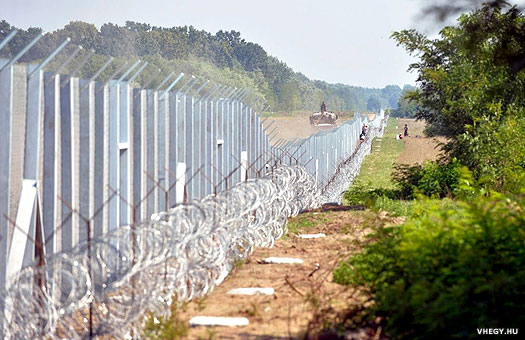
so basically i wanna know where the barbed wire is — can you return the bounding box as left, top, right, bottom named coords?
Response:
left=322, top=118, right=387, bottom=203
left=0, top=164, right=323, bottom=340
left=0, top=115, right=387, bottom=340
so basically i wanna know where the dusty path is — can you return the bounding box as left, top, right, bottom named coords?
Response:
left=395, top=118, right=445, bottom=165
left=262, top=116, right=361, bottom=143
left=179, top=210, right=398, bottom=340
left=262, top=117, right=336, bottom=142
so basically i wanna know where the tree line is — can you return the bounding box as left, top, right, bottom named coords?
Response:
left=0, top=20, right=407, bottom=112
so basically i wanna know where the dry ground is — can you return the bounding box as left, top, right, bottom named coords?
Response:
left=179, top=210, right=401, bottom=340
left=262, top=115, right=373, bottom=144
left=395, top=118, right=446, bottom=166
left=262, top=117, right=340, bottom=142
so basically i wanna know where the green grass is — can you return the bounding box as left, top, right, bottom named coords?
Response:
left=343, top=118, right=413, bottom=215
left=286, top=212, right=334, bottom=236
left=353, top=117, right=404, bottom=190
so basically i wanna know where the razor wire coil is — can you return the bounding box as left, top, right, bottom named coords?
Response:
left=0, top=118, right=387, bottom=340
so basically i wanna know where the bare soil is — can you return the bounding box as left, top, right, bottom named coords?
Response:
left=262, top=116, right=361, bottom=144
left=180, top=210, right=402, bottom=340
left=395, top=118, right=446, bottom=166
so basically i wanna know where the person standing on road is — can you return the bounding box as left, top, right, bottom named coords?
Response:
left=404, top=124, right=409, bottom=137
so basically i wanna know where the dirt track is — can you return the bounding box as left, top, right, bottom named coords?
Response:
left=262, top=116, right=369, bottom=144
left=180, top=210, right=400, bottom=340
left=395, top=118, right=445, bottom=165
left=262, top=117, right=335, bottom=143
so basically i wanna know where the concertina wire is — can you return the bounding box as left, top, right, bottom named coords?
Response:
left=0, top=121, right=385, bottom=340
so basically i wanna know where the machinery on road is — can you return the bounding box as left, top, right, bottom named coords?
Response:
left=309, top=101, right=338, bottom=127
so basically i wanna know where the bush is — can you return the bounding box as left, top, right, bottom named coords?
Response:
left=334, top=194, right=525, bottom=339
left=393, top=159, right=463, bottom=199
left=142, top=303, right=188, bottom=340
left=343, top=159, right=464, bottom=216
left=343, top=183, right=411, bottom=216
left=458, top=113, right=525, bottom=195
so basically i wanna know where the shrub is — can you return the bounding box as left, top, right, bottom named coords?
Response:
left=142, top=303, right=188, bottom=340
left=393, top=159, right=463, bottom=199
left=334, top=193, right=525, bottom=339
left=343, top=183, right=411, bottom=216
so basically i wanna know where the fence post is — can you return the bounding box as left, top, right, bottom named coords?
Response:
left=0, top=59, right=13, bottom=294
left=157, top=86, right=167, bottom=211
left=119, top=81, right=131, bottom=228
left=42, top=71, right=58, bottom=255
left=131, top=88, right=144, bottom=223
left=167, top=92, right=178, bottom=208
left=107, top=80, right=119, bottom=232
left=145, top=89, right=157, bottom=218
left=175, top=162, right=186, bottom=204
left=93, top=82, right=107, bottom=236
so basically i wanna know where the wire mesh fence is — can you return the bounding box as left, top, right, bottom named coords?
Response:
left=0, top=30, right=387, bottom=339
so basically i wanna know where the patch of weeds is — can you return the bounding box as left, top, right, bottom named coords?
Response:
left=233, top=259, right=244, bottom=270
left=373, top=196, right=413, bottom=217
left=339, top=237, right=361, bottom=248
left=198, top=327, right=217, bottom=340
left=305, top=291, right=322, bottom=310
left=339, top=223, right=352, bottom=234
left=344, top=182, right=412, bottom=217
left=194, top=297, right=207, bottom=312
left=284, top=212, right=332, bottom=238
left=244, top=301, right=261, bottom=318
left=142, top=303, right=188, bottom=340
left=287, top=215, right=316, bottom=234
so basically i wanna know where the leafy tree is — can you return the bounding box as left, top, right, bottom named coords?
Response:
left=381, top=84, right=402, bottom=108
left=0, top=19, right=407, bottom=114
left=366, top=95, right=382, bottom=111
left=391, top=88, right=420, bottom=118
left=57, top=21, right=101, bottom=51
left=392, top=3, right=525, bottom=192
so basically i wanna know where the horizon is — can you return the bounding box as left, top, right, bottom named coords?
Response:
left=2, top=0, right=429, bottom=89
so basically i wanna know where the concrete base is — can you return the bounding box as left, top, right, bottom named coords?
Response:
left=189, top=316, right=249, bottom=327
left=298, top=233, right=326, bottom=239
left=262, top=257, right=303, bottom=264
left=227, top=287, right=274, bottom=295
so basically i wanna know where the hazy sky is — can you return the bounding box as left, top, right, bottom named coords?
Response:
left=3, top=0, right=443, bottom=88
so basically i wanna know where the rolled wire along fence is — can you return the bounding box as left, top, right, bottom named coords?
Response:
left=0, top=30, right=386, bottom=339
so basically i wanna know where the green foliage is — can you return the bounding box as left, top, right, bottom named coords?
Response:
left=366, top=95, right=382, bottom=111
left=0, top=19, right=407, bottom=113
left=393, top=159, right=463, bottom=199
left=343, top=183, right=412, bottom=217
left=390, top=86, right=419, bottom=118
left=458, top=111, right=525, bottom=194
left=286, top=212, right=333, bottom=235
left=373, top=196, right=413, bottom=217
left=334, top=193, right=525, bottom=339
left=391, top=4, right=525, bottom=194
left=345, top=159, right=467, bottom=215
left=142, top=303, right=188, bottom=340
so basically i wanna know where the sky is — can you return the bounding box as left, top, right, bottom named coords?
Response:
left=2, top=0, right=450, bottom=88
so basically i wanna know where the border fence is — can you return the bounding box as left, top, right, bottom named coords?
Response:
left=0, top=31, right=386, bottom=339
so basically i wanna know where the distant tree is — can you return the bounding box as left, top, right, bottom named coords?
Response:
left=366, top=95, right=382, bottom=111
left=99, top=23, right=136, bottom=56
left=391, top=90, right=420, bottom=118
left=58, top=21, right=101, bottom=51
left=0, top=19, right=419, bottom=114
left=381, top=84, right=402, bottom=108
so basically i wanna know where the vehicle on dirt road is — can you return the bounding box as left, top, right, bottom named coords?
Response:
left=309, top=101, right=338, bottom=127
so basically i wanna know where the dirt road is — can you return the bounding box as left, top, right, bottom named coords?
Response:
left=179, top=210, right=398, bottom=340
left=261, top=115, right=372, bottom=144
left=262, top=117, right=337, bottom=143
left=395, top=118, right=445, bottom=165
